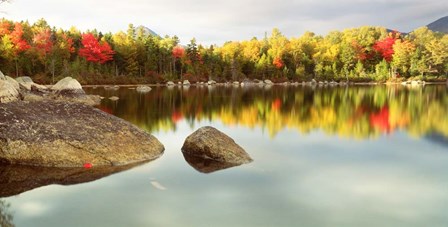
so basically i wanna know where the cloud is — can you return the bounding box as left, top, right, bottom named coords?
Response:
left=1, top=0, right=447, bottom=45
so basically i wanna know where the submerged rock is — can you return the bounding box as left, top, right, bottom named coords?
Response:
left=181, top=126, right=252, bottom=165
left=0, top=100, right=165, bottom=167
left=109, top=96, right=119, bottom=101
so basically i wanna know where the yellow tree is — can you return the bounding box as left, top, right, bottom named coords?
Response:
left=391, top=39, right=415, bottom=76
left=219, top=41, right=241, bottom=80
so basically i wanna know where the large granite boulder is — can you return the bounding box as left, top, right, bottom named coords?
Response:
left=0, top=79, right=20, bottom=103
left=181, top=126, right=252, bottom=166
left=0, top=100, right=165, bottom=167
left=5, top=76, right=19, bottom=90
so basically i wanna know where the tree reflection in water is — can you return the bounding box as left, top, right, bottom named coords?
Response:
left=88, top=85, right=448, bottom=140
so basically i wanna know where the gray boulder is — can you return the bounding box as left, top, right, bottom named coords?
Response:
left=47, top=77, right=99, bottom=105
left=0, top=100, right=165, bottom=167
left=5, top=76, right=20, bottom=90
left=15, top=76, right=35, bottom=90
left=52, top=77, right=83, bottom=94
left=183, top=80, right=191, bottom=86
left=264, top=79, right=274, bottom=85
left=181, top=126, right=252, bottom=165
left=0, top=79, right=20, bottom=103
left=166, top=81, right=175, bottom=86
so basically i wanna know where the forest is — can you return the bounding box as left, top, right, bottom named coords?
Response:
left=0, top=18, right=447, bottom=84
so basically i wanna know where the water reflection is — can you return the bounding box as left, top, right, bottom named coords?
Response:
left=182, top=153, right=242, bottom=173
left=0, top=200, right=14, bottom=227
left=0, top=161, right=150, bottom=197
left=86, top=85, right=448, bottom=140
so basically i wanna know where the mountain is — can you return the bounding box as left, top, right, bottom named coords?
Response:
left=137, top=25, right=159, bottom=37
left=427, top=16, right=448, bottom=33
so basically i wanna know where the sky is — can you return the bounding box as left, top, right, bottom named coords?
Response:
left=1, top=0, right=447, bottom=45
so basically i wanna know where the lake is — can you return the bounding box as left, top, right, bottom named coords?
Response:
left=1, top=84, right=448, bottom=227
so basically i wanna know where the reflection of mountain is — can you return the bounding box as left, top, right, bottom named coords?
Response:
left=182, top=153, right=241, bottom=173
left=86, top=85, right=448, bottom=139
left=0, top=162, right=148, bottom=197
left=425, top=133, right=448, bottom=148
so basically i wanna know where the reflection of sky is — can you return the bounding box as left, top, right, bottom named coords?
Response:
left=4, top=119, right=448, bottom=227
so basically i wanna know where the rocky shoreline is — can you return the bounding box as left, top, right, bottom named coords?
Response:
left=0, top=74, right=165, bottom=167
left=81, top=78, right=447, bottom=88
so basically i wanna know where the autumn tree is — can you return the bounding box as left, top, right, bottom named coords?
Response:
left=391, top=39, right=415, bottom=77
left=0, top=22, right=31, bottom=76
left=79, top=33, right=114, bottom=64
left=172, top=45, right=185, bottom=79
left=373, top=34, right=398, bottom=62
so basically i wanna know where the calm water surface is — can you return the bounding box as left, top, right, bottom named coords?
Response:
left=1, top=84, right=448, bottom=227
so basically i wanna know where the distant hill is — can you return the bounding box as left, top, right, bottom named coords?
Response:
left=137, top=25, right=159, bottom=37
left=427, top=16, right=448, bottom=33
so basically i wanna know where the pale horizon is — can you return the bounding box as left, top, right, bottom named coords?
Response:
left=1, top=0, right=447, bottom=45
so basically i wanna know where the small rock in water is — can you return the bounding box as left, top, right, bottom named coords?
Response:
left=136, top=85, right=152, bottom=93
left=181, top=126, right=252, bottom=165
left=109, top=96, right=119, bottom=101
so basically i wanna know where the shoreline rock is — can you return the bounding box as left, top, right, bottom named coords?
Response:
left=0, top=100, right=165, bottom=167
left=0, top=80, right=20, bottom=104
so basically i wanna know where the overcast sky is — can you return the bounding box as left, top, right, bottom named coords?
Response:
left=1, top=0, right=447, bottom=45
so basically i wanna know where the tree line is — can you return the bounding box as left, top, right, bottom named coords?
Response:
left=0, top=18, right=447, bottom=84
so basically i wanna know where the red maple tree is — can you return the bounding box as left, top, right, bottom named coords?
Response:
left=273, top=57, right=284, bottom=69
left=78, top=33, right=114, bottom=64
left=172, top=45, right=185, bottom=59
left=373, top=33, right=399, bottom=62
left=11, top=22, right=30, bottom=54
